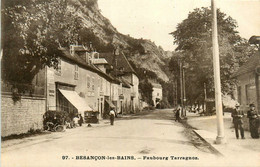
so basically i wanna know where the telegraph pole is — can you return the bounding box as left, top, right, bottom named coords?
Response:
left=179, top=60, right=183, bottom=116
left=183, top=67, right=186, bottom=116
left=211, top=0, right=226, bottom=144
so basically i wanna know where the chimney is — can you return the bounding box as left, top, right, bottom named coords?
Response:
left=70, top=45, right=75, bottom=56
left=86, top=52, right=90, bottom=64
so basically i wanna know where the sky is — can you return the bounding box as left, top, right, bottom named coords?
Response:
left=98, top=0, right=260, bottom=51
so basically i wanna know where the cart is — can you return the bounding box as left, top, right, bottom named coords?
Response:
left=84, top=111, right=99, bottom=123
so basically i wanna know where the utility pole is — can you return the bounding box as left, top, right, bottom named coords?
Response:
left=183, top=66, right=186, bottom=116
left=175, top=80, right=178, bottom=107
left=211, top=0, right=226, bottom=144
left=204, top=83, right=207, bottom=112
left=179, top=60, right=183, bottom=116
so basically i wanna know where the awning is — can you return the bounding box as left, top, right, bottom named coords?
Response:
left=105, top=99, right=115, bottom=108
left=58, top=89, right=93, bottom=114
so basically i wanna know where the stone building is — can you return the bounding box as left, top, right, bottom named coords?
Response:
left=233, top=52, right=260, bottom=112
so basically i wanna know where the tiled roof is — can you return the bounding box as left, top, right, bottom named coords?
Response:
left=99, top=52, right=136, bottom=74
left=59, top=48, right=115, bottom=82
left=233, top=52, right=260, bottom=77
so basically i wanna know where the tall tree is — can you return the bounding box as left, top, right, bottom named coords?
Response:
left=170, top=7, right=256, bottom=103
left=2, top=0, right=82, bottom=84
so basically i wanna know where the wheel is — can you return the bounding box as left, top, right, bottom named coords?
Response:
left=55, top=125, right=64, bottom=132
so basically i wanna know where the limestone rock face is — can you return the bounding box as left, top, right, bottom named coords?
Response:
left=70, top=0, right=171, bottom=81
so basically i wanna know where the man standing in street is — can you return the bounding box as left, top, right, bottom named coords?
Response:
left=232, top=104, right=245, bottom=139
left=109, top=107, right=116, bottom=125
left=247, top=104, right=259, bottom=139
left=175, top=107, right=181, bottom=122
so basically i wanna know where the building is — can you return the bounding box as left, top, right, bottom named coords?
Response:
left=46, top=45, right=117, bottom=120
left=151, top=82, right=163, bottom=107
left=1, top=44, right=142, bottom=137
left=99, top=52, right=141, bottom=113
left=233, top=52, right=260, bottom=112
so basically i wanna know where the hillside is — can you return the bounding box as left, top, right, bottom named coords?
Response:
left=2, top=0, right=171, bottom=84
left=68, top=0, right=171, bottom=81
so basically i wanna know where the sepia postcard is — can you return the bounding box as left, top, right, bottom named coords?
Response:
left=1, top=0, right=260, bottom=166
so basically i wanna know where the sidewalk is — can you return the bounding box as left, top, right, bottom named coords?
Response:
left=186, top=112, right=260, bottom=159
left=1, top=115, right=137, bottom=151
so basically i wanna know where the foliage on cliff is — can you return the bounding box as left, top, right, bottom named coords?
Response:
left=2, top=0, right=170, bottom=85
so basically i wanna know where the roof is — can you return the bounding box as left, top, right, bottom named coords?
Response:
left=249, top=36, right=260, bottom=45
left=118, top=77, right=131, bottom=88
left=151, top=83, right=162, bottom=89
left=72, top=45, right=88, bottom=52
left=99, top=52, right=136, bottom=74
left=233, top=52, right=260, bottom=77
left=59, top=48, right=115, bottom=82
left=92, top=58, right=108, bottom=65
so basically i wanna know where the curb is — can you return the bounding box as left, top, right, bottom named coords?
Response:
left=192, top=130, right=224, bottom=157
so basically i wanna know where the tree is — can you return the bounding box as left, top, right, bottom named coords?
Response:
left=170, top=7, right=256, bottom=103
left=2, top=0, right=82, bottom=85
left=139, top=79, right=153, bottom=106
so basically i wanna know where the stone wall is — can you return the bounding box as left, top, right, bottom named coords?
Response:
left=1, top=95, right=46, bottom=137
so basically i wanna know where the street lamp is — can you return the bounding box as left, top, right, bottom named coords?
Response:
left=211, top=0, right=226, bottom=144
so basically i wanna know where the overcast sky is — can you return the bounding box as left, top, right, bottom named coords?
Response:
left=98, top=0, right=260, bottom=51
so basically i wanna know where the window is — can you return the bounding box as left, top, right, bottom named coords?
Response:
left=56, top=58, right=61, bottom=75
left=157, top=93, right=160, bottom=96
left=74, top=65, right=79, bottom=80
left=87, top=76, right=90, bottom=89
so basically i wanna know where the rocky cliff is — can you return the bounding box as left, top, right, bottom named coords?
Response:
left=69, top=0, right=171, bottom=81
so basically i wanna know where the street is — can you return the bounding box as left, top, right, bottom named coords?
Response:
left=0, top=109, right=250, bottom=167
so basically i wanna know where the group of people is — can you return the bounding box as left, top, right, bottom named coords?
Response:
left=65, top=114, right=84, bottom=129
left=232, top=103, right=259, bottom=139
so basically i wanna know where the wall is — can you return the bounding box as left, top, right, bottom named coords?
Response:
left=1, top=95, right=46, bottom=137
left=237, top=71, right=259, bottom=112
left=47, top=58, right=107, bottom=113
left=122, top=86, right=131, bottom=114
left=152, top=87, right=163, bottom=106
left=132, top=74, right=140, bottom=112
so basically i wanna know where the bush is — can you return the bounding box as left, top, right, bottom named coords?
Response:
left=143, top=106, right=155, bottom=111
left=157, top=99, right=171, bottom=109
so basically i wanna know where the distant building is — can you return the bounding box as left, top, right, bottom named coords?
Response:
left=151, top=82, right=163, bottom=107
left=233, top=51, right=260, bottom=112
left=99, top=52, right=141, bottom=113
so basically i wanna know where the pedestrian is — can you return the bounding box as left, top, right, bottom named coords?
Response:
left=175, top=107, right=181, bottom=122
left=231, top=104, right=245, bottom=139
left=73, top=115, right=79, bottom=127
left=78, top=114, right=83, bottom=126
left=109, top=107, right=116, bottom=125
left=247, top=104, right=259, bottom=139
